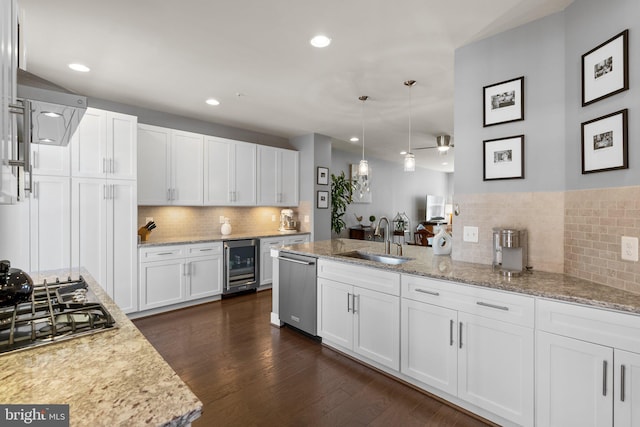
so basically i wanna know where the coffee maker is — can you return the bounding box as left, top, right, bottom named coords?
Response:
left=278, top=209, right=297, bottom=231
left=492, top=228, right=529, bottom=276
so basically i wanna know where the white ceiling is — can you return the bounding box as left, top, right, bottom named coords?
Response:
left=18, top=0, right=572, bottom=172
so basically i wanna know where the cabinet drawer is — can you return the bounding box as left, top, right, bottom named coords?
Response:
left=537, top=298, right=640, bottom=353
left=283, top=235, right=309, bottom=245
left=318, top=259, right=400, bottom=296
left=402, top=274, right=463, bottom=308
left=186, top=242, right=222, bottom=257
left=139, top=245, right=185, bottom=262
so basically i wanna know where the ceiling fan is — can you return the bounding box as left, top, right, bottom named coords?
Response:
left=414, top=135, right=454, bottom=153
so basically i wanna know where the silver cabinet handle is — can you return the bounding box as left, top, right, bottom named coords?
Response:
left=103, top=158, right=107, bottom=173
left=103, top=184, right=107, bottom=200
left=352, top=294, right=357, bottom=314
left=277, top=256, right=314, bottom=265
left=347, top=293, right=351, bottom=312
left=620, top=365, right=626, bottom=402
left=450, top=319, right=454, bottom=346
left=459, top=322, right=463, bottom=349
left=157, top=252, right=174, bottom=256
left=416, top=288, right=440, bottom=296
left=199, top=248, right=213, bottom=252
left=167, top=188, right=171, bottom=201
left=477, top=301, right=509, bottom=311
left=111, top=184, right=116, bottom=200
left=603, top=360, right=608, bottom=396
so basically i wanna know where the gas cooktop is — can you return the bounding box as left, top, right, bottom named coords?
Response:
left=0, top=276, right=116, bottom=355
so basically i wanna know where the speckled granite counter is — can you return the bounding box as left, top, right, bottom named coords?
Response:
left=279, top=239, right=640, bottom=315
left=0, top=269, right=202, bottom=427
left=139, top=230, right=310, bottom=247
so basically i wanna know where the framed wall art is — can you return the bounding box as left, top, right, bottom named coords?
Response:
left=582, top=30, right=628, bottom=106
left=483, top=76, right=524, bottom=127
left=581, top=109, right=628, bottom=174
left=317, top=166, right=329, bottom=185
left=317, top=190, right=329, bottom=209
left=483, top=135, right=525, bottom=181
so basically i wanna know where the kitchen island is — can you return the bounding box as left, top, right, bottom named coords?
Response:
left=0, top=270, right=202, bottom=427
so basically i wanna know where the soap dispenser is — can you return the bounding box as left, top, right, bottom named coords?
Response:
left=432, top=225, right=452, bottom=256
left=221, top=218, right=232, bottom=236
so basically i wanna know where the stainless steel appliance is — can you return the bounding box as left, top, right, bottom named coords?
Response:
left=0, top=272, right=116, bottom=354
left=278, top=209, right=297, bottom=231
left=278, top=253, right=317, bottom=336
left=492, top=228, right=530, bottom=276
left=223, top=239, right=259, bottom=295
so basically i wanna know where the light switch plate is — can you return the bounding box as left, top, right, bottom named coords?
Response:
left=463, top=226, right=479, bottom=243
left=219, top=216, right=226, bottom=224
left=621, top=236, right=639, bottom=262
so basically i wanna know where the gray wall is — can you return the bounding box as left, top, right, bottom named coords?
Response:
left=454, top=12, right=566, bottom=195
left=89, top=97, right=292, bottom=149
left=565, top=0, right=640, bottom=189
left=331, top=148, right=450, bottom=237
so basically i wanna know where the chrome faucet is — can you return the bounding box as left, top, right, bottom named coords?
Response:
left=374, top=216, right=391, bottom=254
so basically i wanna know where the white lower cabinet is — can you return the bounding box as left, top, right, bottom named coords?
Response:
left=317, top=260, right=400, bottom=371
left=260, top=234, right=310, bottom=285
left=139, top=243, right=222, bottom=311
left=536, top=299, right=640, bottom=427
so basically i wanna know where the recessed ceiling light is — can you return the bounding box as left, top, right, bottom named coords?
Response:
left=43, top=111, right=62, bottom=118
left=68, top=63, right=90, bottom=72
left=310, top=35, right=331, bottom=48
left=205, top=98, right=220, bottom=106
left=400, top=150, right=407, bottom=155
left=350, top=137, right=359, bottom=142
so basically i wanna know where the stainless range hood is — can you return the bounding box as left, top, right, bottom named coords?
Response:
left=17, top=68, right=87, bottom=146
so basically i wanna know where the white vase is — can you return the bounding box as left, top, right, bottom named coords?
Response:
left=221, top=219, right=232, bottom=235
left=432, top=226, right=452, bottom=255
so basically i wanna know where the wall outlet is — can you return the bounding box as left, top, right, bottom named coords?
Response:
left=145, top=217, right=153, bottom=224
left=621, top=236, right=639, bottom=262
left=219, top=216, right=226, bottom=224
left=304, top=215, right=309, bottom=223
left=463, top=226, right=479, bottom=243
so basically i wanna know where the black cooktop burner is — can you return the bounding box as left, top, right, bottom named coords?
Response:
left=0, top=276, right=116, bottom=355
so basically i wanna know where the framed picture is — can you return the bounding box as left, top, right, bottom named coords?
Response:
left=317, top=190, right=329, bottom=209
left=581, top=109, right=628, bottom=174
left=317, top=166, right=329, bottom=185
left=582, top=30, right=628, bottom=106
left=350, top=163, right=371, bottom=203
left=483, top=135, right=525, bottom=181
left=483, top=76, right=524, bottom=127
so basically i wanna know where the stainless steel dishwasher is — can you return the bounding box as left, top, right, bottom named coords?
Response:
left=278, top=253, right=318, bottom=337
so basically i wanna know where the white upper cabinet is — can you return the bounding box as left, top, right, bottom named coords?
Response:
left=31, top=144, right=70, bottom=177
left=0, top=0, right=18, bottom=204
left=257, top=146, right=298, bottom=206
left=137, top=124, right=203, bottom=206
left=71, top=108, right=137, bottom=180
left=203, top=136, right=256, bottom=206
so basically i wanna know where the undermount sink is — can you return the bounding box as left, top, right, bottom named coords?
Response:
left=337, top=250, right=412, bottom=265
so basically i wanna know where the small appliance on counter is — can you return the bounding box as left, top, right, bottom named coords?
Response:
left=278, top=209, right=297, bottom=231
left=492, top=228, right=530, bottom=276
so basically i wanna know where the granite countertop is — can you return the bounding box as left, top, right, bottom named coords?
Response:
left=0, top=269, right=202, bottom=427
left=279, top=238, right=640, bottom=315
left=139, top=230, right=310, bottom=247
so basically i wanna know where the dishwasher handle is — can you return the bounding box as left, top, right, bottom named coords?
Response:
left=277, top=256, right=315, bottom=266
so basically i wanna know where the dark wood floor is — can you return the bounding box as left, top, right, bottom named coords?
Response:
left=133, top=290, right=494, bottom=427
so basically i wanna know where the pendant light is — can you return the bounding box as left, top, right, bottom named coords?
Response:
left=358, top=95, right=369, bottom=176
left=404, top=80, right=416, bottom=172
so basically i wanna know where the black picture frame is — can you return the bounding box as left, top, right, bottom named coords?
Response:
left=317, top=166, right=329, bottom=185
left=317, top=190, right=329, bottom=209
left=582, top=30, right=629, bottom=107
left=483, top=135, right=525, bottom=181
left=483, top=76, right=524, bottom=127
left=581, top=109, right=628, bottom=174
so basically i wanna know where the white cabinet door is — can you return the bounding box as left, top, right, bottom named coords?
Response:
left=260, top=237, right=283, bottom=285
left=71, top=178, right=108, bottom=287
left=31, top=143, right=70, bottom=177
left=233, top=141, right=256, bottom=205
left=109, top=180, right=138, bottom=313
left=139, top=259, right=185, bottom=310
left=257, top=146, right=278, bottom=205
left=536, top=331, right=613, bottom=427
left=203, top=136, right=232, bottom=205
left=317, top=277, right=353, bottom=349
left=137, top=124, right=171, bottom=205
left=279, top=149, right=298, bottom=206
left=615, top=349, right=640, bottom=427
left=170, top=130, right=203, bottom=205
left=401, top=298, right=458, bottom=395
left=187, top=255, right=222, bottom=299
left=70, top=108, right=106, bottom=178
left=354, top=286, right=400, bottom=370
left=29, top=175, right=71, bottom=272
left=458, top=312, right=534, bottom=427
left=106, top=112, right=137, bottom=180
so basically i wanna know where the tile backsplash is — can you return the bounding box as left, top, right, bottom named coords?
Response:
left=137, top=206, right=298, bottom=240
left=452, top=186, right=640, bottom=295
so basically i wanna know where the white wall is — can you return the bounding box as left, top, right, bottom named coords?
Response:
left=331, top=148, right=450, bottom=237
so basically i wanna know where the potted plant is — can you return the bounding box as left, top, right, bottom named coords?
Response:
left=330, top=171, right=354, bottom=235
left=369, top=215, right=376, bottom=226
